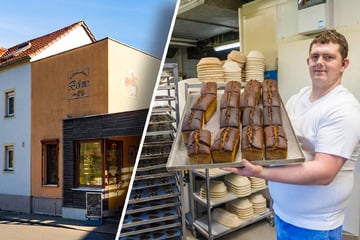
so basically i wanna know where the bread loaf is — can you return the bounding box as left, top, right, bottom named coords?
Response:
left=244, top=79, right=261, bottom=95
left=200, top=82, right=217, bottom=95
left=191, top=94, right=217, bottom=123
left=262, top=79, right=278, bottom=92
left=220, top=107, right=241, bottom=129
left=212, top=127, right=240, bottom=163
left=241, top=126, right=264, bottom=161
left=262, top=90, right=281, bottom=107
left=242, top=107, right=263, bottom=127
left=224, top=80, right=241, bottom=94
left=239, top=91, right=259, bottom=109
left=264, top=125, right=288, bottom=160
left=220, top=92, right=240, bottom=109
left=181, top=110, right=204, bottom=144
left=263, top=106, right=282, bottom=126
left=187, top=129, right=212, bottom=164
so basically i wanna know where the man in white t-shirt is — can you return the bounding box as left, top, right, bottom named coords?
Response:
left=225, top=30, right=360, bottom=239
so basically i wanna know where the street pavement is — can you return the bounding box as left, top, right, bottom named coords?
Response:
left=0, top=210, right=119, bottom=240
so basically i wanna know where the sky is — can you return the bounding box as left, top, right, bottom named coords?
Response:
left=0, top=0, right=178, bottom=58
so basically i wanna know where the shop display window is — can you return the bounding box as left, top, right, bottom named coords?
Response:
left=76, top=139, right=123, bottom=187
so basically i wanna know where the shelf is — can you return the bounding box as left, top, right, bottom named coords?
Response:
left=193, top=186, right=267, bottom=208
left=155, top=95, right=176, bottom=101
left=151, top=105, right=176, bottom=114
left=194, top=209, right=272, bottom=239
left=125, top=197, right=180, bottom=214
left=139, top=152, right=170, bottom=160
left=157, top=84, right=176, bottom=91
left=148, top=113, right=176, bottom=125
left=132, top=176, right=176, bottom=190
left=135, top=172, right=174, bottom=181
left=128, top=186, right=180, bottom=204
left=120, top=225, right=181, bottom=239
left=191, top=169, right=231, bottom=179
left=136, top=163, right=167, bottom=172
left=123, top=207, right=181, bottom=228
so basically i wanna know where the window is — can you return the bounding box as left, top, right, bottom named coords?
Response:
left=77, top=140, right=103, bottom=187
left=42, top=140, right=59, bottom=185
left=105, top=140, right=123, bottom=185
left=4, top=145, right=14, bottom=171
left=5, top=90, right=15, bottom=117
left=76, top=139, right=123, bottom=187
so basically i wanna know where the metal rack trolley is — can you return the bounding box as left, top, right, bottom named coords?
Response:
left=119, top=63, right=186, bottom=240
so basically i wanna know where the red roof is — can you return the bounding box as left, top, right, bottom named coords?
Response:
left=0, top=21, right=96, bottom=67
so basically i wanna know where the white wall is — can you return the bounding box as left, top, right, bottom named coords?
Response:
left=0, top=64, right=31, bottom=196
left=108, top=39, right=161, bottom=113
left=31, top=26, right=94, bottom=62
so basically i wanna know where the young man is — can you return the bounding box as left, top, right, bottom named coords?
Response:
left=225, top=30, right=360, bottom=239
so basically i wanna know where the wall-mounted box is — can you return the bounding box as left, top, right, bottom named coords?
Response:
left=298, top=0, right=333, bottom=35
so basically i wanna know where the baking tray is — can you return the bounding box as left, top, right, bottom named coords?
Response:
left=166, top=92, right=305, bottom=171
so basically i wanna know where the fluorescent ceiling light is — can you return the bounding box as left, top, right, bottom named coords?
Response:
left=214, top=41, right=240, bottom=52
left=170, top=41, right=196, bottom=47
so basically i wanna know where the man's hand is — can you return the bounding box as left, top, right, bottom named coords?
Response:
left=222, top=159, right=264, bottom=178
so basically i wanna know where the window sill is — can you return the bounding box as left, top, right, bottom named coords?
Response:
left=72, top=187, right=105, bottom=192
left=42, top=184, right=59, bottom=188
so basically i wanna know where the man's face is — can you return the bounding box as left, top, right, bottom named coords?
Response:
left=307, top=42, right=348, bottom=90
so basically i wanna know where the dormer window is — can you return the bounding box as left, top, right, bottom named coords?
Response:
left=3, top=42, right=31, bottom=60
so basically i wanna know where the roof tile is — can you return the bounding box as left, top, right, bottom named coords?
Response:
left=0, top=21, right=96, bottom=66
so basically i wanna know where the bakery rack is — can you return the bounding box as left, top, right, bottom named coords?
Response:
left=180, top=82, right=274, bottom=240
left=189, top=169, right=274, bottom=239
left=119, top=63, right=186, bottom=239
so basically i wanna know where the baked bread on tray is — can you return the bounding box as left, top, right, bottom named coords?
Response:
left=220, top=107, right=241, bottom=129
left=263, top=106, right=282, bottom=126
left=241, top=125, right=264, bottom=161
left=242, top=106, right=263, bottom=127
left=191, top=94, right=217, bottom=123
left=264, top=125, right=288, bottom=160
left=220, top=91, right=240, bottom=109
left=181, top=109, right=204, bottom=144
left=212, top=127, right=240, bottom=163
left=224, top=80, right=241, bottom=94
left=187, top=129, right=212, bottom=164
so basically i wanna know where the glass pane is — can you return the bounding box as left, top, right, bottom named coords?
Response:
left=105, top=141, right=122, bottom=185
left=79, top=142, right=102, bottom=186
left=8, top=96, right=14, bottom=115
left=7, top=149, right=14, bottom=169
left=46, top=144, right=58, bottom=184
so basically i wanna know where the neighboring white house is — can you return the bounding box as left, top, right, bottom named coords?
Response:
left=0, top=21, right=96, bottom=213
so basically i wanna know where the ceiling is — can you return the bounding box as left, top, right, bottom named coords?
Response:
left=170, top=0, right=254, bottom=51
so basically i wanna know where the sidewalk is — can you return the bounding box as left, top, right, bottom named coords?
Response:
left=0, top=210, right=119, bottom=236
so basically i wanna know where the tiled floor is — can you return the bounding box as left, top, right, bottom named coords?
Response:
left=186, top=219, right=359, bottom=240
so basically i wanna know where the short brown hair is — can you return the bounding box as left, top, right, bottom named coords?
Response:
left=309, top=29, right=349, bottom=60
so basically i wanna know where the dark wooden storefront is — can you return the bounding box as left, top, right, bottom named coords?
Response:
left=62, top=109, right=148, bottom=214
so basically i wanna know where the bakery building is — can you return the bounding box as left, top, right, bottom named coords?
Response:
left=0, top=21, right=161, bottom=219
left=120, top=0, right=360, bottom=239
left=31, top=36, right=160, bottom=219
